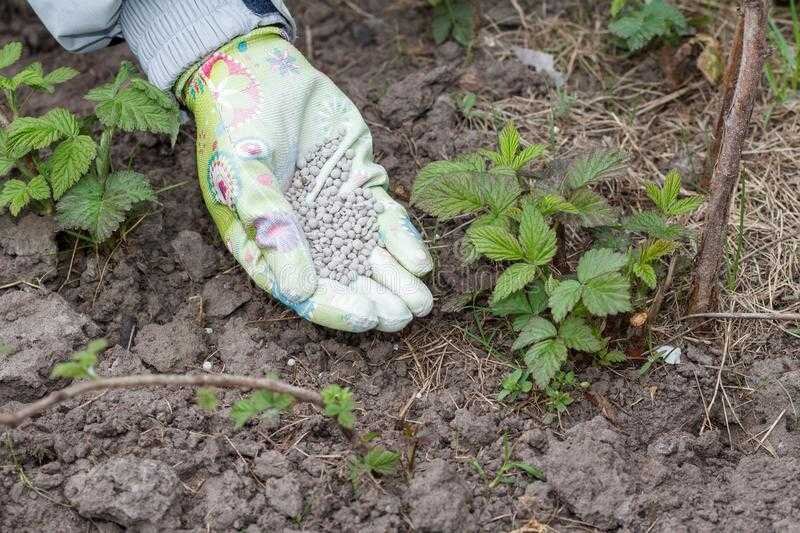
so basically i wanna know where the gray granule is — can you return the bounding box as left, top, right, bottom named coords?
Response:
left=285, top=136, right=381, bottom=285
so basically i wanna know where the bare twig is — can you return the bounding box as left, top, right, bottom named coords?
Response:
left=0, top=374, right=323, bottom=428
left=681, top=312, right=800, bottom=321
left=689, top=0, right=768, bottom=314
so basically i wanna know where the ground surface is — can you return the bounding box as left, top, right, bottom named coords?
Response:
left=1, top=1, right=799, bottom=532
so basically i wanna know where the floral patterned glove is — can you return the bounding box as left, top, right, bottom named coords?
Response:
left=177, top=28, right=433, bottom=332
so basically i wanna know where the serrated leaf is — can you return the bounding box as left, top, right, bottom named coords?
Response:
left=0, top=41, right=22, bottom=70
left=44, top=66, right=79, bottom=86
left=0, top=179, right=29, bottom=216
left=491, top=290, right=534, bottom=317
left=321, top=384, right=356, bottom=429
left=641, top=239, right=677, bottom=263
left=569, top=188, right=617, bottom=227
left=581, top=272, right=631, bottom=316
left=565, top=151, right=626, bottom=189
left=27, top=175, right=50, bottom=200
left=558, top=316, right=603, bottom=352
left=5, top=108, right=78, bottom=157
left=12, top=62, right=45, bottom=89
left=666, top=196, right=704, bottom=216
left=230, top=389, right=294, bottom=428
left=363, top=447, right=400, bottom=476
left=524, top=338, right=568, bottom=388
left=498, top=123, right=521, bottom=165
left=661, top=169, right=681, bottom=207
left=512, top=317, right=557, bottom=351
left=576, top=248, right=627, bottom=283
left=93, top=81, right=180, bottom=136
left=468, top=224, right=525, bottom=261
left=533, top=193, right=578, bottom=216
left=492, top=263, right=539, bottom=304
left=513, top=143, right=546, bottom=170
left=56, top=170, right=154, bottom=241
left=0, top=155, right=14, bottom=177
left=548, top=279, right=582, bottom=322
left=413, top=173, right=485, bottom=220
left=49, top=135, right=97, bottom=198
left=632, top=262, right=657, bottom=289
left=526, top=281, right=549, bottom=316
left=412, top=154, right=486, bottom=199
left=519, top=204, right=557, bottom=265
left=450, top=0, right=475, bottom=47
left=624, top=211, right=685, bottom=239
left=483, top=173, right=521, bottom=216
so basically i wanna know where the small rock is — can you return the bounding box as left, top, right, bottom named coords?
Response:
left=407, top=459, right=472, bottom=532
left=64, top=457, right=180, bottom=528
left=451, top=408, right=499, bottom=447
left=202, top=275, right=252, bottom=318
left=264, top=474, right=304, bottom=517
left=170, top=230, right=218, bottom=281
left=254, top=450, right=290, bottom=478
left=133, top=319, right=205, bottom=372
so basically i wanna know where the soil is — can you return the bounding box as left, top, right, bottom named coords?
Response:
left=2, top=1, right=800, bottom=532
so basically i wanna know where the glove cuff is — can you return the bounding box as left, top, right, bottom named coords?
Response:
left=120, top=0, right=296, bottom=91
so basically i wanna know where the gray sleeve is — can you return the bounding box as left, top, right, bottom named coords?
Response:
left=121, top=0, right=296, bottom=90
left=26, top=0, right=124, bottom=53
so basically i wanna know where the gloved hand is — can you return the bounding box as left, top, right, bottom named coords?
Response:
left=177, top=28, right=433, bottom=332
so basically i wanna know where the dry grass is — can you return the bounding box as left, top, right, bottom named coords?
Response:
left=471, top=0, right=799, bottom=359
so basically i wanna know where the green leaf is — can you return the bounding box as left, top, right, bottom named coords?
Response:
left=491, top=290, right=534, bottom=317
left=512, top=317, right=557, bottom=351
left=321, top=384, right=356, bottom=429
left=581, top=272, right=632, bottom=316
left=27, top=175, right=50, bottom=200
left=0, top=41, right=22, bottom=70
left=362, top=447, right=400, bottom=476
left=632, top=262, right=657, bottom=289
left=518, top=204, right=557, bottom=265
left=524, top=338, right=568, bottom=388
left=468, top=224, right=525, bottom=261
left=44, top=66, right=79, bottom=86
left=645, top=169, right=703, bottom=217
left=611, top=0, right=628, bottom=17
left=91, top=78, right=180, bottom=136
left=11, top=62, right=45, bottom=89
left=576, top=248, right=628, bottom=283
left=558, top=316, right=604, bottom=352
left=532, top=194, right=578, bottom=216
left=623, top=211, right=685, bottom=239
left=412, top=173, right=486, bottom=220
left=5, top=108, right=79, bottom=157
left=0, top=179, right=30, bottom=216
left=565, top=151, right=626, bottom=189
left=483, top=173, right=522, bottom=216
left=196, top=388, right=218, bottom=412
left=497, top=122, right=521, bottom=165
left=450, top=0, right=475, bottom=47
left=568, top=188, right=617, bottom=227
left=548, top=279, right=582, bottom=322
left=513, top=143, right=546, bottom=170
left=50, top=339, right=106, bottom=380
left=48, top=135, right=97, bottom=198
left=56, top=170, right=154, bottom=241
left=431, top=3, right=454, bottom=44
left=412, top=153, right=485, bottom=199
left=641, top=239, right=678, bottom=263
left=231, top=389, right=295, bottom=428
left=666, top=196, right=704, bottom=216
left=492, top=263, right=539, bottom=304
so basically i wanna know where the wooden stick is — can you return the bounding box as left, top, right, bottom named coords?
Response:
left=689, top=0, right=768, bottom=314
left=0, top=374, right=324, bottom=428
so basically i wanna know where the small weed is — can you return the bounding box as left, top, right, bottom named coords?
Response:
left=429, top=0, right=474, bottom=47
left=498, top=368, right=533, bottom=402
left=0, top=42, right=179, bottom=242
left=472, top=435, right=545, bottom=489
left=349, top=446, right=400, bottom=488
left=50, top=339, right=107, bottom=379
left=412, top=122, right=702, bottom=396
left=609, top=0, right=690, bottom=53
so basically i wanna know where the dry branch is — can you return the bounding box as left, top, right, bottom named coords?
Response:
left=688, top=0, right=768, bottom=314
left=0, top=374, right=324, bottom=428
left=681, top=311, right=800, bottom=321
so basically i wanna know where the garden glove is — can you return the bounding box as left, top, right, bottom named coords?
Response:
left=177, top=28, right=433, bottom=333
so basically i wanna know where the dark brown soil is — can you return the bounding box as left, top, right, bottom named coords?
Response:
left=2, top=2, right=800, bottom=532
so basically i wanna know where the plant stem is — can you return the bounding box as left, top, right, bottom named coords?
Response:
left=688, top=0, right=768, bottom=314
left=0, top=373, right=324, bottom=428
left=725, top=171, right=747, bottom=290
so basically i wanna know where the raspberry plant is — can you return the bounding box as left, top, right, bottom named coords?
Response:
left=412, top=123, right=702, bottom=393
left=429, top=0, right=475, bottom=47
left=609, top=0, right=690, bottom=53
left=0, top=41, right=179, bottom=242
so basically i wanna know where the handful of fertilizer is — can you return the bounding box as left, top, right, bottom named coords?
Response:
left=285, top=135, right=384, bottom=285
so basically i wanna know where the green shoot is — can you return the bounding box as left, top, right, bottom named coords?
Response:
left=231, top=388, right=294, bottom=428
left=321, top=384, right=356, bottom=429
left=196, top=388, right=218, bottom=412
left=429, top=0, right=475, bottom=47
left=349, top=446, right=400, bottom=488
left=609, top=0, right=690, bottom=53
left=51, top=339, right=108, bottom=380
